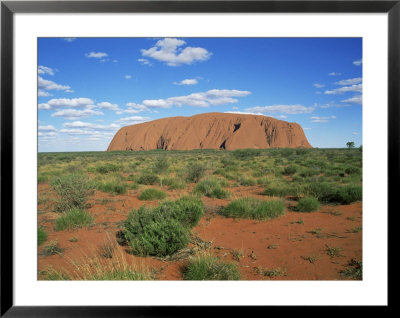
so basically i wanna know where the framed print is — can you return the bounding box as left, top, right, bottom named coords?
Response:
left=1, top=0, right=395, bottom=315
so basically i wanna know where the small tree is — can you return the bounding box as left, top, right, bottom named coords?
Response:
left=346, top=141, right=355, bottom=149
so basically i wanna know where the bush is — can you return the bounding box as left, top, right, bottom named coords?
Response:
left=55, top=208, right=94, bottom=231
left=183, top=254, right=240, bottom=280
left=95, top=163, right=120, bottom=174
left=157, top=196, right=205, bottom=228
left=331, top=185, right=362, bottom=204
left=152, top=157, right=169, bottom=174
left=264, top=184, right=302, bottom=198
left=283, top=165, right=298, bottom=175
left=124, top=206, right=190, bottom=257
left=187, top=162, right=206, bottom=183
left=222, top=197, right=285, bottom=220
left=194, top=178, right=229, bottom=199
left=97, top=181, right=127, bottom=195
left=38, top=227, right=47, bottom=245
left=232, top=149, right=261, bottom=159
left=345, top=166, right=361, bottom=175
left=137, top=173, right=160, bottom=185
left=306, top=182, right=362, bottom=204
left=239, top=177, right=257, bottom=186
left=139, top=188, right=167, bottom=201
left=51, top=174, right=95, bottom=212
left=296, top=197, right=320, bottom=212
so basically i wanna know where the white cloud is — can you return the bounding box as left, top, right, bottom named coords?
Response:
left=141, top=38, right=212, bottom=66
left=51, top=109, right=104, bottom=120
left=40, top=97, right=95, bottom=110
left=138, top=58, right=152, bottom=66
left=353, top=132, right=359, bottom=135
left=62, top=121, right=120, bottom=131
left=38, top=76, right=71, bottom=91
left=245, top=104, right=315, bottom=115
left=97, top=102, right=119, bottom=111
left=38, top=90, right=52, bottom=97
left=316, top=101, right=346, bottom=109
left=125, top=75, right=132, bottom=79
left=63, top=38, right=76, bottom=42
left=38, top=125, right=57, bottom=132
left=353, top=59, right=362, bottom=66
left=118, top=116, right=151, bottom=125
left=310, top=115, right=336, bottom=123
left=123, top=103, right=149, bottom=113
left=85, top=52, right=108, bottom=58
left=328, top=72, right=342, bottom=76
left=334, top=77, right=362, bottom=85
left=38, top=66, right=55, bottom=76
left=224, top=111, right=265, bottom=116
left=142, top=89, right=251, bottom=109
left=38, top=131, right=57, bottom=137
left=341, top=95, right=362, bottom=104
left=313, top=83, right=325, bottom=88
left=325, top=84, right=362, bottom=95
left=173, top=78, right=198, bottom=85
left=303, top=127, right=311, bottom=131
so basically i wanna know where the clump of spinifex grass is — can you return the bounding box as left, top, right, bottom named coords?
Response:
left=40, top=240, right=64, bottom=256
left=123, top=196, right=205, bottom=256
left=193, top=177, right=230, bottom=199
left=182, top=254, right=240, bottom=280
left=187, top=162, right=206, bottom=183
left=221, top=197, right=285, bottom=220
left=51, top=174, right=95, bottom=212
left=296, top=196, right=320, bottom=212
left=38, top=227, right=47, bottom=245
left=39, top=242, right=154, bottom=281
left=339, top=259, right=362, bottom=280
left=55, top=208, right=94, bottom=231
left=137, top=173, right=160, bottom=185
left=139, top=188, right=167, bottom=201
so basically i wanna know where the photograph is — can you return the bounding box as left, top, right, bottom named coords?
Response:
left=37, top=37, right=363, bottom=281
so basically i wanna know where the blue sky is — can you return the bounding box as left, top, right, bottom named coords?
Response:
left=38, top=37, right=362, bottom=152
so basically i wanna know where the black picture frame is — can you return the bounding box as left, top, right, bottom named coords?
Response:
left=1, top=0, right=395, bottom=316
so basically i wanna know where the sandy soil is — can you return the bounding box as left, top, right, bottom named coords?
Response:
left=38, top=183, right=362, bottom=280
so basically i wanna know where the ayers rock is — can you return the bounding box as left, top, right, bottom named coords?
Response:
left=107, top=112, right=312, bottom=151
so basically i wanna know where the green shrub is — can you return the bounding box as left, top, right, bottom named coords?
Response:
left=187, top=162, right=206, bottom=183
left=232, top=148, right=261, bottom=159
left=152, top=157, right=169, bottom=174
left=168, top=179, right=187, bottom=190
left=306, top=183, right=361, bottom=204
left=95, top=163, right=120, bottom=174
left=331, top=185, right=362, bottom=204
left=124, top=207, right=190, bottom=257
left=38, top=227, right=47, bottom=245
left=345, top=166, right=361, bottom=175
left=97, top=181, right=127, bottom=195
left=183, top=255, right=240, bottom=280
left=38, top=174, right=49, bottom=184
left=222, top=197, right=285, bottom=220
left=264, top=184, right=302, bottom=198
left=283, top=165, right=298, bottom=175
left=51, top=174, right=95, bottom=212
left=194, top=178, right=229, bottom=199
left=157, top=196, right=205, bottom=228
left=239, top=177, right=257, bottom=186
left=55, top=208, right=94, bottom=231
left=296, top=197, right=320, bottom=212
left=137, top=173, right=160, bottom=185
left=139, top=188, right=167, bottom=201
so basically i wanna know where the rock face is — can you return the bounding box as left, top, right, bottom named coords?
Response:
left=107, top=112, right=312, bottom=151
